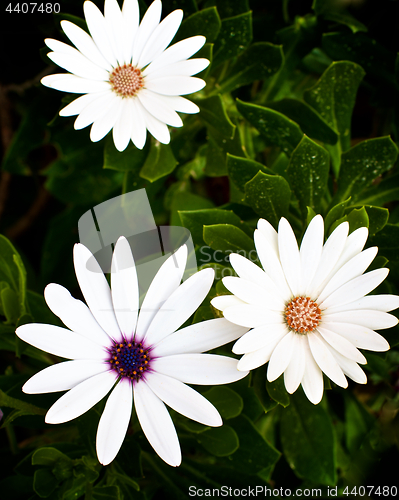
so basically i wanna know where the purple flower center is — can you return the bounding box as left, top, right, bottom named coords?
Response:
left=107, top=340, right=151, bottom=381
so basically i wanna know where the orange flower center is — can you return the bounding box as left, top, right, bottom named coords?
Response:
left=285, top=296, right=321, bottom=334
left=109, top=64, right=144, bottom=97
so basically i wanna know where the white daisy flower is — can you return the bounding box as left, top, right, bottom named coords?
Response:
left=16, top=238, right=248, bottom=466
left=41, top=0, right=209, bottom=151
left=211, top=215, right=399, bottom=405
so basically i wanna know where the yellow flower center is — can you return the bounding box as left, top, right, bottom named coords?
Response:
left=285, top=296, right=321, bottom=334
left=109, top=64, right=144, bottom=97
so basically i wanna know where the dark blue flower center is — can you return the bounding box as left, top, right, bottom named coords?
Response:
left=107, top=340, right=151, bottom=381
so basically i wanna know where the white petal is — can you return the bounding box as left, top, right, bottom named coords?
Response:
left=157, top=95, right=199, bottom=113
left=112, top=100, right=134, bottom=151
left=111, top=237, right=139, bottom=339
left=223, top=304, right=283, bottom=328
left=45, top=37, right=79, bottom=55
left=284, top=334, right=306, bottom=393
left=237, top=344, right=275, bottom=371
left=144, top=109, right=170, bottom=143
left=104, top=0, right=126, bottom=65
left=74, top=243, right=122, bottom=342
left=45, top=371, right=117, bottom=424
left=23, top=360, right=109, bottom=394
left=60, top=21, right=112, bottom=70
left=16, top=324, right=107, bottom=360
left=301, top=339, right=324, bottom=404
left=145, top=268, right=214, bottom=345
left=278, top=218, right=301, bottom=296
left=41, top=74, right=110, bottom=93
left=222, top=276, right=285, bottom=311
left=122, top=0, right=140, bottom=62
left=133, top=381, right=181, bottom=467
left=326, top=294, right=399, bottom=314
left=233, top=323, right=288, bottom=355
left=138, top=9, right=183, bottom=68
left=152, top=318, right=248, bottom=357
left=138, top=89, right=183, bottom=127
left=144, top=36, right=206, bottom=76
left=136, top=246, right=187, bottom=342
left=257, top=218, right=278, bottom=248
left=145, top=76, right=205, bottom=96
left=90, top=98, right=124, bottom=142
left=143, top=59, right=209, bottom=78
left=254, top=230, right=292, bottom=300
left=132, top=0, right=162, bottom=65
left=323, top=309, right=397, bottom=330
left=211, top=294, right=246, bottom=312
left=267, top=331, right=296, bottom=382
left=325, top=344, right=367, bottom=384
left=307, top=222, right=349, bottom=297
left=316, top=326, right=366, bottom=363
left=84, top=0, right=118, bottom=66
left=96, top=378, right=133, bottom=465
left=44, top=283, right=111, bottom=346
left=74, top=92, right=116, bottom=130
left=145, top=372, right=222, bottom=426
left=59, top=92, right=109, bottom=117
left=299, top=214, right=324, bottom=294
left=152, top=354, right=248, bottom=385
left=319, top=269, right=389, bottom=310
left=307, top=332, right=348, bottom=388
left=229, top=253, right=287, bottom=302
left=321, top=322, right=390, bottom=351
left=130, top=98, right=148, bottom=149
left=47, top=51, right=109, bottom=81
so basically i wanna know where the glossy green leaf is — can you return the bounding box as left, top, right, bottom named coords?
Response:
left=346, top=207, right=369, bottom=233
left=0, top=235, right=21, bottom=292
left=219, top=42, right=284, bottom=94
left=286, top=136, right=329, bottom=217
left=364, top=206, right=389, bottom=236
left=227, top=154, right=274, bottom=192
left=203, top=224, right=255, bottom=253
left=253, top=366, right=278, bottom=412
left=197, top=425, right=239, bottom=456
left=202, top=386, right=244, bottom=420
left=355, top=173, right=399, bottom=206
left=266, top=375, right=290, bottom=408
left=212, top=12, right=252, bottom=68
left=216, top=0, right=249, bottom=18
left=307, top=206, right=317, bottom=225
left=369, top=223, right=399, bottom=262
left=334, top=137, right=398, bottom=203
left=103, top=135, right=149, bottom=172
left=313, top=0, right=367, bottom=33
left=170, top=191, right=214, bottom=227
left=0, top=389, right=46, bottom=423
left=32, top=448, right=72, bottom=467
left=1, top=287, right=19, bottom=324
left=303, top=61, right=365, bottom=175
left=236, top=99, right=304, bottom=155
left=198, top=95, right=235, bottom=138
left=244, top=171, right=291, bottom=228
left=280, top=389, right=336, bottom=485
left=175, top=7, right=221, bottom=43
left=324, top=197, right=351, bottom=233
left=204, top=126, right=244, bottom=177
left=179, top=208, right=251, bottom=245
left=265, top=99, right=338, bottom=145
left=139, top=140, right=178, bottom=182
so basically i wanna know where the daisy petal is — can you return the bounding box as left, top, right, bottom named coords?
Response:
left=324, top=344, right=367, bottom=384
left=104, top=0, right=126, bottom=65
left=131, top=99, right=148, bottom=149
left=284, top=334, right=306, bottom=393
left=211, top=294, right=246, bottom=312
left=145, top=372, right=222, bottom=426
left=278, top=218, right=301, bottom=296
left=112, top=99, right=134, bottom=151
left=152, top=318, right=248, bottom=357
left=222, top=276, right=285, bottom=311
left=138, top=89, right=183, bottom=127
left=59, top=92, right=109, bottom=117
left=96, top=378, right=133, bottom=465
left=44, top=283, right=111, bottom=346
left=90, top=98, right=123, bottom=142
left=122, top=0, right=140, bottom=62
left=23, top=360, right=109, bottom=394
left=47, top=51, right=109, bottom=81
left=41, top=74, right=110, bottom=93
left=152, top=354, right=248, bottom=385
left=223, top=304, right=283, bottom=328
left=133, top=381, right=181, bottom=467
left=233, top=323, right=288, bottom=355
left=317, top=326, right=366, bottom=364
left=267, top=331, right=296, bottom=382
left=74, top=243, right=122, bottom=342
left=135, top=245, right=187, bottom=342
left=111, top=237, right=139, bottom=338
left=321, top=322, right=390, bottom=351
left=156, top=95, right=199, bottom=114
left=74, top=92, right=116, bottom=130
left=145, top=76, right=205, bottom=96
left=16, top=324, right=106, bottom=360
left=132, top=0, right=162, bottom=65
left=45, top=371, right=117, bottom=424
left=327, top=227, right=369, bottom=280
left=301, top=339, right=324, bottom=404
left=323, top=309, right=397, bottom=330
left=145, top=268, right=214, bottom=345
left=143, top=110, right=170, bottom=143
left=299, top=214, right=324, bottom=294
left=307, top=332, right=348, bottom=388
left=326, top=294, right=399, bottom=314
left=84, top=0, right=117, bottom=66
left=143, top=58, right=209, bottom=78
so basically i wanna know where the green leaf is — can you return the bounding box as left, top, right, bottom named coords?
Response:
left=368, top=223, right=399, bottom=261
left=204, top=126, right=244, bottom=177
left=33, top=468, right=59, bottom=498
left=325, top=197, right=351, bottom=234
left=197, top=425, right=239, bottom=456
left=346, top=207, right=369, bottom=233
left=334, top=137, right=398, bottom=203
left=0, top=390, right=46, bottom=419
left=212, top=11, right=252, bottom=68
left=355, top=173, right=399, bottom=206
left=216, top=0, right=249, bottom=18
left=266, top=375, right=290, bottom=408
left=253, top=366, right=278, bottom=412
left=227, top=154, right=274, bottom=192
left=0, top=235, right=21, bottom=292
left=1, top=287, right=19, bottom=324
left=202, top=386, right=244, bottom=419
left=313, top=0, right=367, bottom=33
left=364, top=206, right=389, bottom=236
left=344, top=393, right=375, bottom=455
left=303, top=61, right=365, bottom=175
left=179, top=208, right=251, bottom=245
left=236, top=99, right=303, bottom=156
left=32, top=447, right=73, bottom=467
left=219, top=42, right=284, bottom=94
left=265, top=99, right=338, bottom=145
left=244, top=171, right=291, bottom=228
left=198, top=95, right=235, bottom=138
left=103, top=135, right=150, bottom=172
left=280, top=389, right=336, bottom=485
left=203, top=224, right=255, bottom=253
left=13, top=253, right=27, bottom=316
left=286, top=136, right=329, bottom=217
left=92, top=485, right=122, bottom=499
left=170, top=191, right=215, bottom=227
left=175, top=7, right=221, bottom=43
left=139, top=140, right=178, bottom=182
